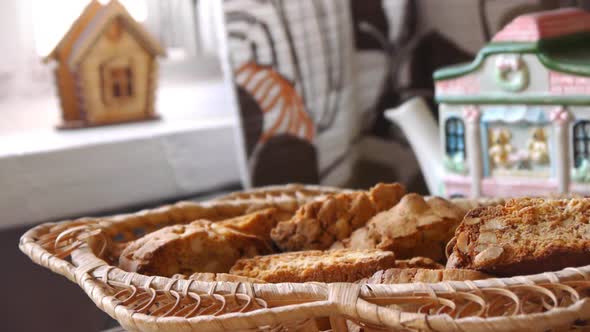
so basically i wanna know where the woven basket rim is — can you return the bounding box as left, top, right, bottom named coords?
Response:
left=19, top=185, right=590, bottom=331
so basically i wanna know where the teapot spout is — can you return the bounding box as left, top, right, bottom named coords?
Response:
left=385, top=97, right=443, bottom=195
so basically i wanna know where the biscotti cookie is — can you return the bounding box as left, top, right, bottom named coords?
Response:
left=217, top=208, right=280, bottom=243
left=229, top=249, right=396, bottom=283
left=216, top=184, right=345, bottom=201
left=449, top=197, right=505, bottom=212
left=362, top=268, right=489, bottom=284
left=446, top=198, right=590, bottom=276
left=333, top=194, right=465, bottom=262
left=119, top=220, right=273, bottom=276
left=186, top=272, right=265, bottom=283
left=394, top=257, right=444, bottom=269
left=330, top=226, right=371, bottom=250
left=270, top=183, right=406, bottom=251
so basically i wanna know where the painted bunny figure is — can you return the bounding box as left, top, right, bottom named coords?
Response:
left=489, top=128, right=515, bottom=168
left=527, top=127, right=550, bottom=165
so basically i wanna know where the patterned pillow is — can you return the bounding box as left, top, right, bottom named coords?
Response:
left=220, top=0, right=357, bottom=187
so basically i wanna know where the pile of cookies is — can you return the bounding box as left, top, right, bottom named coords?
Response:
left=118, top=183, right=590, bottom=283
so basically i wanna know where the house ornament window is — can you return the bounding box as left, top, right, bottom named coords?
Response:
left=111, top=67, right=133, bottom=99
left=573, top=120, right=590, bottom=168
left=101, top=57, right=134, bottom=105
left=445, top=117, right=466, bottom=158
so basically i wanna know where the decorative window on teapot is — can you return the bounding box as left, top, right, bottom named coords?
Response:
left=573, top=121, right=590, bottom=168
left=445, top=117, right=466, bottom=159
left=482, top=107, right=552, bottom=178
left=444, top=117, right=467, bottom=174
left=571, top=120, right=590, bottom=183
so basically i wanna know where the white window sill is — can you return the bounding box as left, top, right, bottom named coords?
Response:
left=0, top=62, right=243, bottom=229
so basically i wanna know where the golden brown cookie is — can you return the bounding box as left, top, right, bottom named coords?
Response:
left=119, top=220, right=273, bottom=276
left=362, top=268, right=489, bottom=284
left=186, top=272, right=265, bottom=283
left=334, top=194, right=465, bottom=262
left=393, top=257, right=444, bottom=269
left=446, top=197, right=590, bottom=276
left=449, top=197, right=505, bottom=213
left=217, top=208, right=281, bottom=243
left=270, top=183, right=405, bottom=251
left=229, top=249, right=396, bottom=283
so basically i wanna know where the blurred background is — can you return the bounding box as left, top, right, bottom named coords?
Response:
left=2, top=0, right=589, bottom=331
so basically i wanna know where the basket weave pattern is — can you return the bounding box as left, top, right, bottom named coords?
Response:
left=19, top=185, right=590, bottom=331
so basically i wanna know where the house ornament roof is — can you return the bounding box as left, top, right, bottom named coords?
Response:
left=434, top=8, right=590, bottom=82
left=43, top=0, right=165, bottom=69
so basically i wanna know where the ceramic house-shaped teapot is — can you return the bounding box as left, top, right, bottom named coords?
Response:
left=44, top=0, right=165, bottom=128
left=387, top=8, right=590, bottom=197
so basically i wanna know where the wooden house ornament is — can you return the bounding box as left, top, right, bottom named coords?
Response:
left=44, top=0, right=165, bottom=128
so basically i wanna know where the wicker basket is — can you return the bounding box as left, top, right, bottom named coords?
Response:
left=19, top=185, right=590, bottom=331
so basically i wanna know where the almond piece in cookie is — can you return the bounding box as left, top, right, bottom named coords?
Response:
left=270, top=183, right=405, bottom=251
left=119, top=220, right=273, bottom=277
left=447, top=198, right=590, bottom=276
left=229, top=249, right=396, bottom=283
